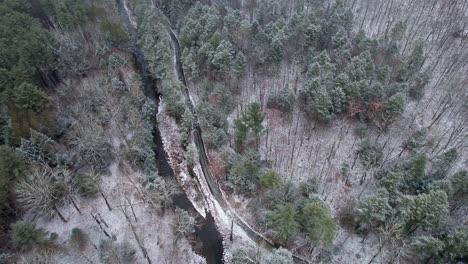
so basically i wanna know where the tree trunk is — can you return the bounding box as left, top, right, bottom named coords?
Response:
left=53, top=205, right=68, bottom=222
left=70, top=197, right=82, bottom=214
left=100, top=189, right=112, bottom=211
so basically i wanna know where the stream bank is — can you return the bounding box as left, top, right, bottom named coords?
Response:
left=115, top=0, right=224, bottom=263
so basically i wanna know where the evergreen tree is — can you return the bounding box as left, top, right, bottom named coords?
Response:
left=311, top=88, right=334, bottom=122
left=402, top=41, right=425, bottom=80
left=356, top=188, right=392, bottom=229
left=244, top=103, right=265, bottom=138
left=228, top=151, right=261, bottom=193
left=402, top=190, right=449, bottom=233
left=431, top=148, right=458, bottom=177
left=260, top=170, right=281, bottom=189
left=450, top=170, right=468, bottom=207
left=232, top=51, right=247, bottom=73
left=0, top=4, right=52, bottom=86
left=402, top=153, right=427, bottom=194
left=0, top=146, right=23, bottom=225
left=378, top=170, right=403, bottom=205
left=270, top=203, right=299, bottom=243
left=11, top=221, right=48, bottom=251
left=234, top=118, right=248, bottom=149
left=299, top=202, right=336, bottom=247
left=210, top=40, right=235, bottom=72
left=411, top=227, right=468, bottom=263
left=12, top=83, right=48, bottom=112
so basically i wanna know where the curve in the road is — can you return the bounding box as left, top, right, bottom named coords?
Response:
left=166, top=24, right=310, bottom=264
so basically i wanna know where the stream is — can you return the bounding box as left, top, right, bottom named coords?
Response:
left=115, top=0, right=224, bottom=263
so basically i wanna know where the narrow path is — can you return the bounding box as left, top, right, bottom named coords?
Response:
left=115, top=1, right=223, bottom=263
left=166, top=25, right=310, bottom=264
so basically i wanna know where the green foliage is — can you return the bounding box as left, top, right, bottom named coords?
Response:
left=198, top=102, right=228, bottom=148
left=99, top=239, right=118, bottom=264
left=11, top=221, right=48, bottom=251
left=357, top=140, right=383, bottom=168
left=232, top=51, right=247, bottom=73
left=401, top=153, right=427, bottom=194
left=101, top=19, right=129, bottom=46
left=48, top=0, right=87, bottom=31
left=403, top=128, right=427, bottom=151
left=408, top=71, right=430, bottom=100
left=228, top=151, right=262, bottom=194
left=451, top=170, right=468, bottom=197
left=245, top=103, right=265, bottom=136
left=52, top=33, right=90, bottom=77
left=70, top=228, right=87, bottom=250
left=270, top=203, right=299, bottom=243
left=267, top=87, right=295, bottom=113
left=260, top=170, right=281, bottom=189
left=145, top=176, right=181, bottom=210
left=17, top=129, right=57, bottom=164
left=401, top=41, right=425, bottom=82
left=356, top=188, right=392, bottom=229
left=0, top=145, right=23, bottom=225
left=234, top=117, right=249, bottom=148
left=378, top=170, right=403, bottom=204
left=402, top=190, right=449, bottom=232
left=210, top=40, right=235, bottom=72
left=431, top=148, right=458, bottom=177
left=299, top=202, right=336, bottom=247
left=12, top=83, right=48, bottom=112
left=234, top=103, right=265, bottom=150
left=410, top=227, right=468, bottom=263
left=0, top=4, right=52, bottom=86
left=301, top=177, right=319, bottom=195
left=180, top=110, right=193, bottom=146
left=74, top=171, right=101, bottom=197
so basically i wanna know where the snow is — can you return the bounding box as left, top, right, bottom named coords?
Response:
left=25, top=61, right=204, bottom=264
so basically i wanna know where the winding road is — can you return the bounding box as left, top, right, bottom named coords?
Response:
left=166, top=23, right=310, bottom=264
left=118, top=0, right=310, bottom=262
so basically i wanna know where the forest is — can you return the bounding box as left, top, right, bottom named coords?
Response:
left=0, top=0, right=466, bottom=263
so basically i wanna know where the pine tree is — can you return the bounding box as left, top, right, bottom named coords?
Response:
left=402, top=153, right=427, bottom=194
left=410, top=227, right=468, bottom=263
left=450, top=170, right=468, bottom=209
left=0, top=145, right=23, bottom=225
left=244, top=103, right=265, bottom=138
left=378, top=170, right=403, bottom=205
left=232, top=51, right=247, bottom=73
left=299, top=202, right=336, bottom=247
left=356, top=188, right=392, bottom=229
left=11, top=221, right=48, bottom=251
left=260, top=170, right=281, bottom=189
left=270, top=203, right=299, bottom=243
left=12, top=83, right=48, bottom=112
left=210, top=40, right=235, bottom=72
left=402, top=190, right=449, bottom=233
left=310, top=88, right=334, bottom=122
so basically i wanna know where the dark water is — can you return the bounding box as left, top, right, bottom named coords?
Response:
left=115, top=1, right=224, bottom=263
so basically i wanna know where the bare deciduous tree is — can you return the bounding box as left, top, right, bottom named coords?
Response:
left=16, top=166, right=68, bottom=222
